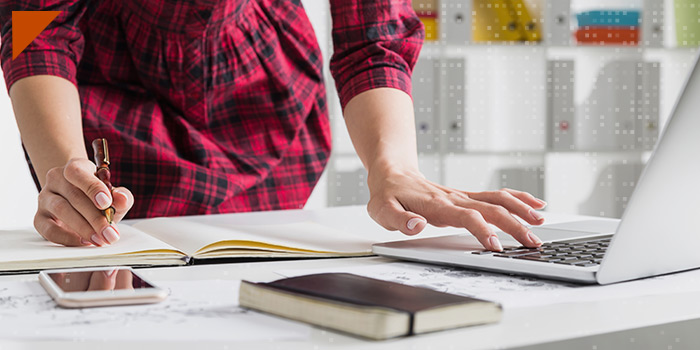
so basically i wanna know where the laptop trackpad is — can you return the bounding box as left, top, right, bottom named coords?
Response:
left=537, top=219, right=619, bottom=233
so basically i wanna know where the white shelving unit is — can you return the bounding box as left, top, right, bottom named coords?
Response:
left=323, top=0, right=699, bottom=218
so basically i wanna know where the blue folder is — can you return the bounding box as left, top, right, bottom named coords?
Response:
left=576, top=10, right=641, bottom=27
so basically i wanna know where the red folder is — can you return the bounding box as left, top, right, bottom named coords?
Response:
left=575, top=26, right=640, bottom=45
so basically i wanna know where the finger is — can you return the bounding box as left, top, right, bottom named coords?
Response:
left=468, top=190, right=545, bottom=226
left=501, top=188, right=547, bottom=209
left=62, top=158, right=113, bottom=210
left=419, top=201, right=502, bottom=251
left=50, top=273, right=77, bottom=292
left=111, top=187, right=135, bottom=223
left=61, top=272, right=91, bottom=292
left=465, top=200, right=541, bottom=248
left=33, top=212, right=92, bottom=247
left=114, top=270, right=134, bottom=290
left=367, top=198, right=427, bottom=236
left=38, top=190, right=97, bottom=242
left=88, top=269, right=117, bottom=291
left=451, top=207, right=502, bottom=252
left=47, top=174, right=119, bottom=246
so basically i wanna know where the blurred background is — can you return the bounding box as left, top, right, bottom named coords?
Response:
left=1, top=0, right=698, bottom=229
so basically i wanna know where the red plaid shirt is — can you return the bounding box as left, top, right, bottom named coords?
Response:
left=1, top=0, right=423, bottom=218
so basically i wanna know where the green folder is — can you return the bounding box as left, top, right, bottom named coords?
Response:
left=675, top=0, right=700, bottom=46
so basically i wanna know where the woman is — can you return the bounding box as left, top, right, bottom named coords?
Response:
left=1, top=0, right=545, bottom=251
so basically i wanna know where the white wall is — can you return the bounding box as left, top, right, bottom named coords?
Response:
left=0, top=68, right=38, bottom=229
left=299, top=0, right=335, bottom=209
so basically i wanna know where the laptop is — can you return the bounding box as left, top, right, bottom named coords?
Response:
left=373, top=51, right=700, bottom=285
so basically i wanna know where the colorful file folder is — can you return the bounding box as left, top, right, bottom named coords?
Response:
left=674, top=0, right=700, bottom=46
left=576, top=10, right=641, bottom=27
left=472, top=0, right=541, bottom=42
left=575, top=27, right=639, bottom=45
left=574, top=9, right=641, bottom=45
left=413, top=0, right=438, bottom=41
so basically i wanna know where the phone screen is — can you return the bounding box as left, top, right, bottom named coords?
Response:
left=47, top=269, right=155, bottom=293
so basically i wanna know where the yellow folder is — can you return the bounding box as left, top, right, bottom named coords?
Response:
left=413, top=0, right=438, bottom=42
left=420, top=16, right=438, bottom=41
left=472, top=0, right=541, bottom=42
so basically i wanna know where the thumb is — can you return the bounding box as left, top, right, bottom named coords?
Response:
left=63, top=158, right=113, bottom=210
left=367, top=199, right=427, bottom=236
left=111, top=187, right=134, bottom=223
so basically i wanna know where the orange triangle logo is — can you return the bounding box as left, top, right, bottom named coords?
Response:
left=12, top=11, right=61, bottom=60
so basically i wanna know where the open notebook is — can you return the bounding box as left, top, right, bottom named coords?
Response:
left=0, top=217, right=377, bottom=273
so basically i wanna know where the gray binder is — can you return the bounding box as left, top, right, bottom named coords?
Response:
left=547, top=60, right=575, bottom=151
left=412, top=57, right=440, bottom=153
left=544, top=0, right=571, bottom=46
left=642, top=0, right=664, bottom=48
left=329, top=168, right=370, bottom=206
left=579, top=162, right=644, bottom=218
left=638, top=61, right=660, bottom=150
left=577, top=60, right=660, bottom=151
left=492, top=167, right=545, bottom=200
left=440, top=0, right=471, bottom=45
left=442, top=58, right=466, bottom=153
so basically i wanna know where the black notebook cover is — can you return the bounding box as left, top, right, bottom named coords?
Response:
left=263, top=272, right=488, bottom=314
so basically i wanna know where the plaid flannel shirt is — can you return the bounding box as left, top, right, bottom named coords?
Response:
left=0, top=0, right=423, bottom=218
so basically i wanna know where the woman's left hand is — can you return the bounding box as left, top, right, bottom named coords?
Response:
left=366, top=166, right=547, bottom=252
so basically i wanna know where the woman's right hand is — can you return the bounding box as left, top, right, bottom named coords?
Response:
left=35, top=158, right=134, bottom=247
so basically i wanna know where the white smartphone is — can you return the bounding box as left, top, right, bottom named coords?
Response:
left=39, top=266, right=167, bottom=308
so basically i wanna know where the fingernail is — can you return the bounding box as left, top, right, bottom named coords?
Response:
left=102, top=269, right=117, bottom=278
left=489, top=236, right=503, bottom=251
left=80, top=239, right=93, bottom=246
left=528, top=231, right=542, bottom=245
left=95, top=192, right=111, bottom=209
left=407, top=218, right=426, bottom=230
left=537, top=199, right=547, bottom=207
left=91, top=234, right=107, bottom=247
left=114, top=190, right=129, bottom=201
left=102, top=226, right=120, bottom=244
left=530, top=209, right=544, bottom=221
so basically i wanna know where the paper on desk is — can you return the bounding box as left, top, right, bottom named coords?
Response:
left=0, top=279, right=310, bottom=341
left=277, top=262, right=700, bottom=309
left=277, top=262, right=577, bottom=309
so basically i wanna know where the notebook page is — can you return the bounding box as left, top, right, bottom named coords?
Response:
left=0, top=224, right=183, bottom=263
left=133, top=217, right=376, bottom=256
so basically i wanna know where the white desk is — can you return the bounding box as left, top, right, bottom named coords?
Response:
left=1, top=206, right=699, bottom=349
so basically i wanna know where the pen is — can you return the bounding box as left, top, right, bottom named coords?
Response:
left=92, top=138, right=115, bottom=225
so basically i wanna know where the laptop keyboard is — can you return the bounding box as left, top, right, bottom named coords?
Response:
left=471, top=235, right=613, bottom=267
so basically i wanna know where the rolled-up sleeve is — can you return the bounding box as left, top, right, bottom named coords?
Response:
left=329, top=0, right=424, bottom=109
left=0, top=0, right=86, bottom=92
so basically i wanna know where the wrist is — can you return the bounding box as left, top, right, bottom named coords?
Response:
left=367, top=157, right=423, bottom=185
left=34, top=152, right=89, bottom=189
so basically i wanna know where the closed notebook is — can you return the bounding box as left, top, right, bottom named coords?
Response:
left=239, top=273, right=502, bottom=340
